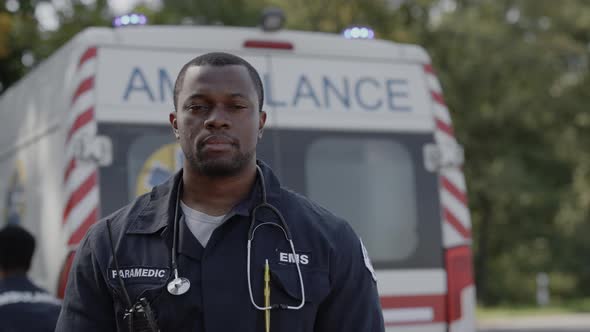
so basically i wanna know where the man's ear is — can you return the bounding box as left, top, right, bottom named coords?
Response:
left=169, top=112, right=179, bottom=139
left=258, top=111, right=267, bottom=139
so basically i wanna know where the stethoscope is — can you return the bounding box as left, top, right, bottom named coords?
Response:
left=166, top=165, right=306, bottom=310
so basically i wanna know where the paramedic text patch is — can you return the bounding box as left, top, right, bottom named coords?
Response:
left=108, top=267, right=170, bottom=282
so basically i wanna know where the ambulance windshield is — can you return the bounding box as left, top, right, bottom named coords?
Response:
left=305, top=138, right=418, bottom=263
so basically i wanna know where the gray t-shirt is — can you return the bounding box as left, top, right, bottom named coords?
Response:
left=180, top=200, right=226, bottom=247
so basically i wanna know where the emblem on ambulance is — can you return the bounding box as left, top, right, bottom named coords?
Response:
left=3, top=160, right=26, bottom=226
left=360, top=238, right=377, bottom=282
left=135, top=143, right=184, bottom=197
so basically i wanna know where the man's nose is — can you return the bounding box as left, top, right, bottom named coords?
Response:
left=204, top=104, right=231, bottom=130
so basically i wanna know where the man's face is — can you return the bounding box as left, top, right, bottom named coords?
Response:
left=170, top=65, right=266, bottom=177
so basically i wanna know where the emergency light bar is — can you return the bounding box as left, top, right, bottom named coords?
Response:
left=113, top=13, right=148, bottom=27
left=343, top=26, right=375, bottom=39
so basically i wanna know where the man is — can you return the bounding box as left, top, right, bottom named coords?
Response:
left=57, top=52, right=384, bottom=331
left=0, top=225, right=61, bottom=332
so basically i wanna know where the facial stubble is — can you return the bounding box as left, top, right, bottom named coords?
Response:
left=183, top=139, right=255, bottom=177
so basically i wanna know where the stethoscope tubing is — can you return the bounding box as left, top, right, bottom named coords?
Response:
left=246, top=230, right=305, bottom=310
left=167, top=179, right=191, bottom=296
left=245, top=166, right=305, bottom=310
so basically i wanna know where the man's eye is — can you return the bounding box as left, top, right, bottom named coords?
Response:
left=187, top=104, right=208, bottom=111
left=232, top=104, right=247, bottom=110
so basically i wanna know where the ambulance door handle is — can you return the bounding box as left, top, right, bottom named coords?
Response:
left=72, top=135, right=113, bottom=167
left=423, top=142, right=464, bottom=172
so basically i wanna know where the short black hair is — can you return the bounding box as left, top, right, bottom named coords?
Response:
left=173, top=52, right=264, bottom=112
left=0, top=225, right=35, bottom=272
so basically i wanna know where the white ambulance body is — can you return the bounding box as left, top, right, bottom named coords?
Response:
left=0, top=26, right=475, bottom=331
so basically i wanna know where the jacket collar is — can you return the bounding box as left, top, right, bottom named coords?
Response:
left=0, top=274, right=36, bottom=289
left=126, top=160, right=281, bottom=235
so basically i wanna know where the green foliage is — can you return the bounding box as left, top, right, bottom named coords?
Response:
left=2, top=0, right=590, bottom=306
left=142, top=0, right=265, bottom=26
left=0, top=0, right=39, bottom=91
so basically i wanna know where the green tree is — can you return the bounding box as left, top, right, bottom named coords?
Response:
left=421, top=0, right=589, bottom=304
left=0, top=0, right=40, bottom=92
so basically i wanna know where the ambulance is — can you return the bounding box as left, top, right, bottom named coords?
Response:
left=0, top=23, right=475, bottom=331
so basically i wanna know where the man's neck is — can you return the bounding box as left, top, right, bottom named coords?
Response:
left=181, top=162, right=257, bottom=216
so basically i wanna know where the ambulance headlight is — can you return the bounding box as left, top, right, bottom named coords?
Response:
left=343, top=26, right=375, bottom=39
left=260, top=7, right=285, bottom=32
left=113, top=13, right=148, bottom=27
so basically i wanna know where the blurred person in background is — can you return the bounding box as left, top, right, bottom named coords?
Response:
left=0, top=225, right=61, bottom=332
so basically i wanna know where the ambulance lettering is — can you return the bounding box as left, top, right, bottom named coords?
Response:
left=123, top=67, right=174, bottom=103
left=265, top=73, right=412, bottom=112
left=121, top=68, right=412, bottom=113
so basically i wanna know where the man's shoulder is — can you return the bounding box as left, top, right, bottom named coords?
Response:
left=279, top=187, right=354, bottom=240
left=278, top=188, right=366, bottom=272
left=280, top=188, right=343, bottom=220
left=0, top=276, right=42, bottom=293
left=0, top=278, right=61, bottom=307
left=0, top=283, right=61, bottom=331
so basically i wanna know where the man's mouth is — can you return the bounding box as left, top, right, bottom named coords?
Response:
left=199, top=135, right=237, bottom=152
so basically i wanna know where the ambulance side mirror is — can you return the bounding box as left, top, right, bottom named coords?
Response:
left=73, top=135, right=113, bottom=167
left=423, top=142, right=464, bottom=172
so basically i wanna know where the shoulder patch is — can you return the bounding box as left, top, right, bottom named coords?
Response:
left=360, top=238, right=377, bottom=282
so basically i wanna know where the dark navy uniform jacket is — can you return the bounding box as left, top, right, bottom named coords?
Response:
left=56, top=162, right=384, bottom=331
left=0, top=275, right=61, bottom=332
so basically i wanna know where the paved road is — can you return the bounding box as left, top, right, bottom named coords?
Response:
left=480, top=329, right=589, bottom=332
left=478, top=313, right=590, bottom=332
left=480, top=329, right=588, bottom=332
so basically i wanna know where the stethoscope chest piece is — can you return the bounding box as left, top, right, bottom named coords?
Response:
left=167, top=277, right=191, bottom=296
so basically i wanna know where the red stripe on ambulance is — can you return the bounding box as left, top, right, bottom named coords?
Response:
left=58, top=46, right=100, bottom=297
left=443, top=208, right=471, bottom=239
left=445, top=246, right=474, bottom=323
left=441, top=176, right=468, bottom=205
left=423, top=63, right=435, bottom=74
left=71, top=77, right=94, bottom=106
left=63, top=172, right=97, bottom=224
left=63, top=159, right=76, bottom=184
left=67, top=206, right=99, bottom=245
left=66, top=107, right=95, bottom=144
left=431, top=90, right=446, bottom=106
left=78, top=47, right=97, bottom=68
left=435, top=118, right=455, bottom=137
left=423, top=63, right=475, bottom=330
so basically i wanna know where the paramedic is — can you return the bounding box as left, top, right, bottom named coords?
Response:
left=56, top=52, right=385, bottom=331
left=0, top=225, right=61, bottom=332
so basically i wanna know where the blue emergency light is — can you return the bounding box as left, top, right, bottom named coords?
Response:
left=113, top=13, right=148, bottom=27
left=343, top=26, right=375, bottom=39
